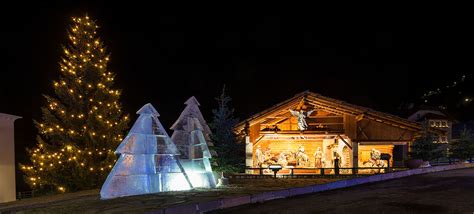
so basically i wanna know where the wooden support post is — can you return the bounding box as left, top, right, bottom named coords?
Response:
left=352, top=141, right=359, bottom=174
left=353, top=120, right=360, bottom=174
left=386, top=160, right=391, bottom=173
left=245, top=135, right=253, bottom=174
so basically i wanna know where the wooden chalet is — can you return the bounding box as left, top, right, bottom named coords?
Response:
left=235, top=91, right=438, bottom=175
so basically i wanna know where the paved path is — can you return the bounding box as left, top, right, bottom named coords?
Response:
left=213, top=168, right=474, bottom=214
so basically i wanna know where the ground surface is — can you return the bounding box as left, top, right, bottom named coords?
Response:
left=212, top=168, right=474, bottom=214
left=0, top=178, right=339, bottom=213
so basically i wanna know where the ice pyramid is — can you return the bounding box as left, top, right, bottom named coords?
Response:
left=100, top=103, right=193, bottom=199
left=171, top=97, right=216, bottom=188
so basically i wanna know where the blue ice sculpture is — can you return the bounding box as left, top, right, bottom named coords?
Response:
left=171, top=97, right=216, bottom=188
left=100, top=103, right=193, bottom=199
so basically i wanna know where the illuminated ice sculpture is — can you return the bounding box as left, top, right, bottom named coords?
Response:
left=100, top=103, right=193, bottom=199
left=171, top=96, right=216, bottom=188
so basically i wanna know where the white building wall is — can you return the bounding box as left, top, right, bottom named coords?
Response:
left=0, top=113, right=21, bottom=203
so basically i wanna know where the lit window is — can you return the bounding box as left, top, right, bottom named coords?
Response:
left=441, top=121, right=448, bottom=127
left=435, top=121, right=441, bottom=127
left=430, top=121, right=436, bottom=127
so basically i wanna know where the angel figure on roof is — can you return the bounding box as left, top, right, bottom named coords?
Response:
left=289, top=109, right=315, bottom=131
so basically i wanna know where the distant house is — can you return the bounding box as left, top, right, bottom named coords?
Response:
left=0, top=113, right=21, bottom=203
left=407, top=106, right=453, bottom=144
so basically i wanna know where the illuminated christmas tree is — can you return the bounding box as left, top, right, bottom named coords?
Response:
left=101, top=103, right=192, bottom=199
left=171, top=96, right=216, bottom=188
left=20, top=15, right=129, bottom=192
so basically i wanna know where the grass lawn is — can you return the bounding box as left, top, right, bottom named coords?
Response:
left=0, top=178, right=340, bottom=213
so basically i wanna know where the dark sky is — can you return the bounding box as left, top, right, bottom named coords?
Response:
left=1, top=3, right=473, bottom=190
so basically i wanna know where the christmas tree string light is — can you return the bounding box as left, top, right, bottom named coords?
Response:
left=20, top=14, right=129, bottom=192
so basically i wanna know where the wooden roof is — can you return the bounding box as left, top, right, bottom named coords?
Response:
left=235, top=91, right=435, bottom=134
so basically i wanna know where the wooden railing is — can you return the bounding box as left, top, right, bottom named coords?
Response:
left=245, top=158, right=474, bottom=178
left=17, top=190, right=37, bottom=200
left=245, top=166, right=408, bottom=177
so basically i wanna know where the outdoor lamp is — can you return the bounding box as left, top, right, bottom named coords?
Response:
left=269, top=164, right=282, bottom=178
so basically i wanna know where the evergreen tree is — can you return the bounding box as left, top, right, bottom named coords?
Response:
left=209, top=86, right=244, bottom=173
left=450, top=128, right=474, bottom=161
left=411, top=122, right=444, bottom=161
left=20, top=15, right=129, bottom=192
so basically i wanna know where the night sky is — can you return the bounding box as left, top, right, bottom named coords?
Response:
left=1, top=3, right=473, bottom=190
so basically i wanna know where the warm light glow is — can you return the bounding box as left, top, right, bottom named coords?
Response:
left=23, top=15, right=129, bottom=193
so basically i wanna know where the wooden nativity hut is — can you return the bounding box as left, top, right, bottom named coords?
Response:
left=234, top=91, right=439, bottom=175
